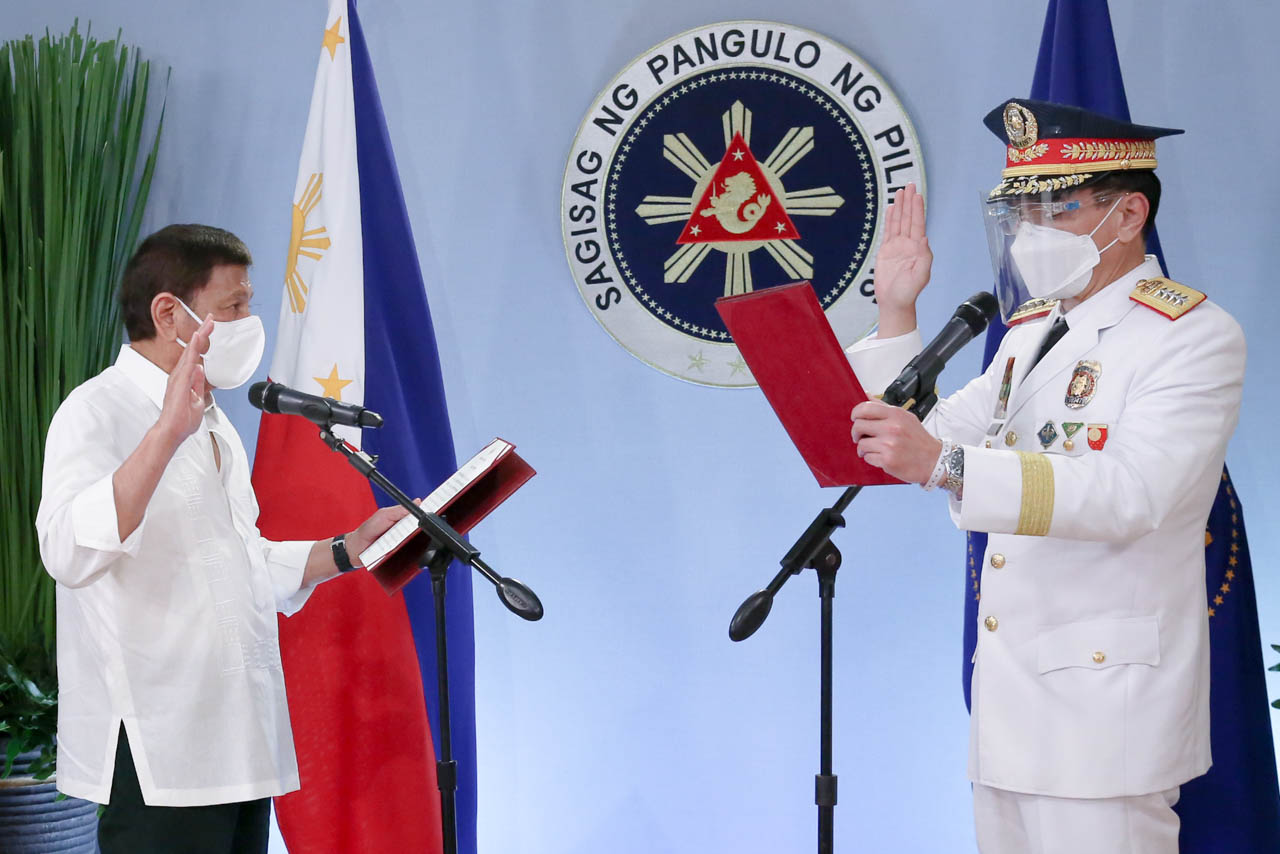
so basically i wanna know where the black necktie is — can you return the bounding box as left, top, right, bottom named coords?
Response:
left=1031, top=316, right=1069, bottom=369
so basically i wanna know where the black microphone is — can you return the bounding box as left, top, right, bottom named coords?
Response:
left=880, top=292, right=999, bottom=408
left=248, top=381, right=384, bottom=429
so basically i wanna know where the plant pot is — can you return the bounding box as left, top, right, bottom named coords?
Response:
left=0, top=748, right=99, bottom=853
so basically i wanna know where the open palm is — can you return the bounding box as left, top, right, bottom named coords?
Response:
left=875, top=183, right=932, bottom=314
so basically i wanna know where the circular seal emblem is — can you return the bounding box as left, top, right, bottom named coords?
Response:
left=562, top=21, right=925, bottom=387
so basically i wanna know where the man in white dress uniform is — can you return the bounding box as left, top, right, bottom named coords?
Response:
left=847, top=100, right=1245, bottom=853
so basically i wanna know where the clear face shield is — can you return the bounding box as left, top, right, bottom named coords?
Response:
left=982, top=189, right=1125, bottom=321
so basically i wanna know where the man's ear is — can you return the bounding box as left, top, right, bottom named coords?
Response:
left=151, top=292, right=182, bottom=342
left=1116, top=192, right=1150, bottom=245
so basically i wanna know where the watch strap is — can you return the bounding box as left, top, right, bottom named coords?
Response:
left=332, top=533, right=357, bottom=573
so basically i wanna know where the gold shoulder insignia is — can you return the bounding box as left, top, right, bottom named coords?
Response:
left=1007, top=298, right=1058, bottom=326
left=1130, top=277, right=1206, bottom=320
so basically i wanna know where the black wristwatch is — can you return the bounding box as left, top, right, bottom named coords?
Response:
left=332, top=533, right=357, bottom=573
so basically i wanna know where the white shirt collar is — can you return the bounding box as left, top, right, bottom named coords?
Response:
left=116, top=344, right=225, bottom=419
left=115, top=344, right=172, bottom=410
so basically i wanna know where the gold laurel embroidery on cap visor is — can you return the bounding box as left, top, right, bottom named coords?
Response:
left=1015, top=451, right=1054, bottom=536
left=987, top=173, right=1093, bottom=199
left=285, top=172, right=331, bottom=314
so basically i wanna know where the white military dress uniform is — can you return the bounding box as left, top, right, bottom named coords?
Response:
left=848, top=256, right=1245, bottom=849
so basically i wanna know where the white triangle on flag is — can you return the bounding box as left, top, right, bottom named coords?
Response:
left=272, top=0, right=366, bottom=447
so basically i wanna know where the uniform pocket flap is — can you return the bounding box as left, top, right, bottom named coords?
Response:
left=1037, top=616, right=1160, bottom=674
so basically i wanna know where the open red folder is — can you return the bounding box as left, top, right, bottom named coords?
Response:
left=716, top=281, right=903, bottom=487
left=357, top=438, right=535, bottom=593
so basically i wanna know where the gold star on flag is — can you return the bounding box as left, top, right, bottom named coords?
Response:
left=323, top=17, right=345, bottom=60
left=314, top=364, right=354, bottom=400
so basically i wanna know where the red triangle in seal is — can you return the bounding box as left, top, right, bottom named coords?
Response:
left=676, top=133, right=801, bottom=245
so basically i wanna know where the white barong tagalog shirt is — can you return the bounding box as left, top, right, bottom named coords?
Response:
left=36, top=345, right=317, bottom=807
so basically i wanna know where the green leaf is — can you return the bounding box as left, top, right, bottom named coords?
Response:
left=0, top=22, right=166, bottom=783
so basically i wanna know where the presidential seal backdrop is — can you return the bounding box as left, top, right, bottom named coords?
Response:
left=562, top=21, right=925, bottom=387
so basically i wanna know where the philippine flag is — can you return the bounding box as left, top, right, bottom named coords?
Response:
left=251, top=1, right=477, bottom=851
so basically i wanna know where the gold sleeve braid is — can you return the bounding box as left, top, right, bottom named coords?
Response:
left=1015, top=452, right=1055, bottom=536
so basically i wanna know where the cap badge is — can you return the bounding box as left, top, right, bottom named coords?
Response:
left=1003, top=102, right=1039, bottom=149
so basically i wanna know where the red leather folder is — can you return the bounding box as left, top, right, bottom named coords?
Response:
left=716, top=281, right=902, bottom=487
left=360, top=439, right=535, bottom=594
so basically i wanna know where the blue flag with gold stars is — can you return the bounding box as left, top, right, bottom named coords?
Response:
left=963, top=1, right=1280, bottom=848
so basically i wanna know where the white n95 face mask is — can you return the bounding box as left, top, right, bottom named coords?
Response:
left=1008, top=195, right=1124, bottom=301
left=176, top=298, right=265, bottom=389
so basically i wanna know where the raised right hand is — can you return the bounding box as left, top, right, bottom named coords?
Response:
left=156, top=316, right=213, bottom=445
left=873, top=183, right=932, bottom=336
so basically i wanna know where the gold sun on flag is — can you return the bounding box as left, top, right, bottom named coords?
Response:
left=314, top=364, right=354, bottom=400
left=285, top=172, right=331, bottom=313
left=322, top=17, right=345, bottom=60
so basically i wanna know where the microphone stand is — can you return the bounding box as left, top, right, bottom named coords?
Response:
left=729, top=388, right=937, bottom=854
left=317, top=426, right=543, bottom=854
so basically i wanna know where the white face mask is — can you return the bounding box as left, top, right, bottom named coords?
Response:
left=1009, top=196, right=1124, bottom=301
left=175, top=298, right=265, bottom=389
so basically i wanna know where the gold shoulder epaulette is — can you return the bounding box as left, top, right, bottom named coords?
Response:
left=1007, top=298, right=1057, bottom=326
left=1130, top=277, right=1206, bottom=320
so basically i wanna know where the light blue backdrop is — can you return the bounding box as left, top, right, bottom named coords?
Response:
left=6, top=1, right=1278, bottom=852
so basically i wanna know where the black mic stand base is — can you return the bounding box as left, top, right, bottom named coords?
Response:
left=728, top=394, right=937, bottom=854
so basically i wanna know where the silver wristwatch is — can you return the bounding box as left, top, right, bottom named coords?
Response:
left=943, top=444, right=965, bottom=498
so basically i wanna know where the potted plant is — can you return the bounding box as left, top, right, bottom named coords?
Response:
left=0, top=22, right=163, bottom=850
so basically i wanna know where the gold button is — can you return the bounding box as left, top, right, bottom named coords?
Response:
left=1005, top=431, right=1018, bottom=446
left=989, top=553, right=1006, bottom=569
left=984, top=440, right=992, bottom=448
left=1063, top=439, right=1075, bottom=451
left=1092, top=651, right=1106, bottom=664
left=984, top=616, right=999, bottom=632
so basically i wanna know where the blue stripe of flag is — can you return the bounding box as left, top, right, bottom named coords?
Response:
left=348, top=3, right=478, bottom=852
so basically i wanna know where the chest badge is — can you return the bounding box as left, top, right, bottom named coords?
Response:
left=1065, top=360, right=1101, bottom=409
left=1037, top=420, right=1059, bottom=448
left=1087, top=424, right=1109, bottom=450
left=1061, top=422, right=1083, bottom=451
left=994, top=356, right=1016, bottom=418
